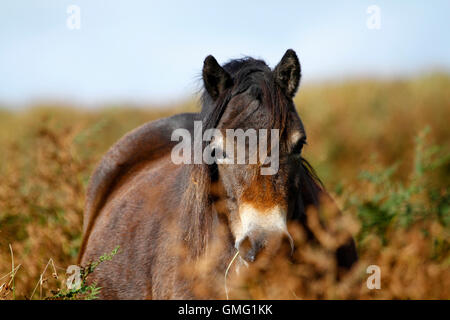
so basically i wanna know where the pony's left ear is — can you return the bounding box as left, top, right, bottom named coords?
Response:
left=203, top=55, right=233, bottom=100
left=274, top=49, right=301, bottom=98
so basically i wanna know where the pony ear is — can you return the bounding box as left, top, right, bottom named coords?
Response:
left=274, top=49, right=301, bottom=98
left=202, top=55, right=233, bottom=100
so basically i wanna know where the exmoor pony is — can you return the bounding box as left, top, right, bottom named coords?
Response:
left=78, top=49, right=357, bottom=299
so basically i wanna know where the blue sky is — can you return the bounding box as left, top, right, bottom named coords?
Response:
left=1, top=0, right=449, bottom=107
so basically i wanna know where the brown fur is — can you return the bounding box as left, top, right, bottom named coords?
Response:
left=78, top=52, right=357, bottom=299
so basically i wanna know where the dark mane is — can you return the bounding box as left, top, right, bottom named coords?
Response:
left=223, top=57, right=269, bottom=75
left=201, top=57, right=290, bottom=132
left=301, top=157, right=323, bottom=189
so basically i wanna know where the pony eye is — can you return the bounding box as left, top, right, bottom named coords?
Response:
left=212, top=147, right=227, bottom=160
left=292, top=139, right=306, bottom=155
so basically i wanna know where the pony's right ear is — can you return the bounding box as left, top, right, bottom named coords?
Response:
left=202, top=55, right=233, bottom=100
left=274, top=49, right=301, bottom=98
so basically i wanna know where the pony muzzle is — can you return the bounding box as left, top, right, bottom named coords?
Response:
left=235, top=204, right=294, bottom=263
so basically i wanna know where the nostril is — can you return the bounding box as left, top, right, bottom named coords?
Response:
left=238, top=235, right=251, bottom=252
left=237, top=231, right=294, bottom=263
left=245, top=252, right=256, bottom=263
left=237, top=234, right=265, bottom=263
left=244, top=243, right=262, bottom=263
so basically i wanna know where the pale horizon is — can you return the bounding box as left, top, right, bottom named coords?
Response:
left=1, top=0, right=449, bottom=108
